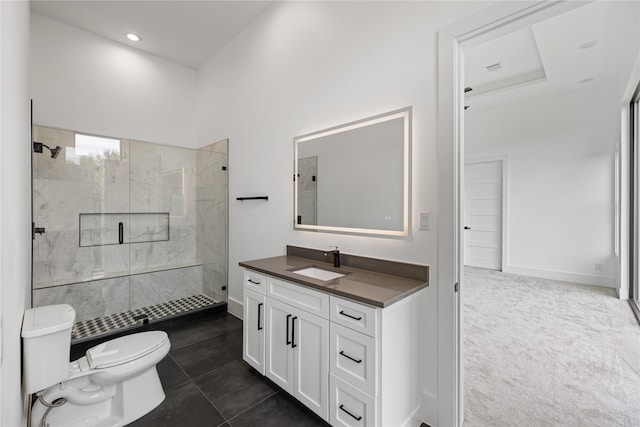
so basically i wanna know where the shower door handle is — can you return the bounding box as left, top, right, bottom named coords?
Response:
left=118, top=222, right=124, bottom=244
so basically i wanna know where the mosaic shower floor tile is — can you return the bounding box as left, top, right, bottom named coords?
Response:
left=72, top=294, right=219, bottom=341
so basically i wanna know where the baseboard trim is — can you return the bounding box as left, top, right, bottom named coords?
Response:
left=227, top=296, right=243, bottom=319
left=420, top=390, right=438, bottom=427
left=397, top=403, right=422, bottom=427
left=503, top=265, right=615, bottom=288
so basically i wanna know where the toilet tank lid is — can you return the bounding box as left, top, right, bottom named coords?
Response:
left=86, top=331, right=169, bottom=369
left=22, top=304, right=76, bottom=338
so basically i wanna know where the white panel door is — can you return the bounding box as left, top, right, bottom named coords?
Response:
left=464, top=160, right=503, bottom=270
left=243, top=289, right=266, bottom=374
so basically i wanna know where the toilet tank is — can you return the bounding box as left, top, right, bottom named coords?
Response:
left=22, top=304, right=75, bottom=394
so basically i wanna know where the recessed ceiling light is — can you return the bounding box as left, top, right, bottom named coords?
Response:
left=579, top=40, right=598, bottom=50
left=485, top=62, right=502, bottom=72
left=125, top=33, right=141, bottom=42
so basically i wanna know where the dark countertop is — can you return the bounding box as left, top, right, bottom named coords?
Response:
left=239, top=253, right=429, bottom=308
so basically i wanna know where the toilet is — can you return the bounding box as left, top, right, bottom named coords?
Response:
left=22, top=304, right=171, bottom=427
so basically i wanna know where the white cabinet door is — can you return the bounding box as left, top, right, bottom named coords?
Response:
left=243, top=289, right=265, bottom=374
left=293, top=308, right=329, bottom=420
left=265, top=298, right=295, bottom=394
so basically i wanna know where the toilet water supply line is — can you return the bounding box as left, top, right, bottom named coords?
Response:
left=37, top=395, right=67, bottom=427
left=35, top=382, right=116, bottom=426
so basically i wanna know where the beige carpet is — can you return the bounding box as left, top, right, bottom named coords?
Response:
left=463, top=267, right=640, bottom=427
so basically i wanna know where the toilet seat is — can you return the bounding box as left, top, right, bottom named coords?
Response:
left=86, top=331, right=169, bottom=369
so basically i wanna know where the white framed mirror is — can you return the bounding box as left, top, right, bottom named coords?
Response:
left=294, top=107, right=411, bottom=237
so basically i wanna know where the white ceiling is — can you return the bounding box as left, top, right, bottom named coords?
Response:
left=30, top=1, right=639, bottom=103
left=464, top=1, right=640, bottom=109
left=30, top=1, right=274, bottom=69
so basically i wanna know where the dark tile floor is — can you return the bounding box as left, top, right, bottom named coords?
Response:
left=70, top=308, right=329, bottom=427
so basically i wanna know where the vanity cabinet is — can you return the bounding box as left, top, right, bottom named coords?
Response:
left=242, top=268, right=422, bottom=427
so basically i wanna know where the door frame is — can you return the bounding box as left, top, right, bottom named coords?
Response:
left=436, top=2, right=587, bottom=425
left=629, top=82, right=640, bottom=318
left=464, top=156, right=509, bottom=271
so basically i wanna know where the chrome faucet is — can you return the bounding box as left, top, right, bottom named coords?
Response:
left=325, top=246, right=340, bottom=268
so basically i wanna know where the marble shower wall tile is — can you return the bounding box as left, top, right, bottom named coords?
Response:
left=129, top=266, right=203, bottom=310
left=33, top=232, right=129, bottom=288
left=33, top=277, right=130, bottom=322
left=129, top=140, right=197, bottom=272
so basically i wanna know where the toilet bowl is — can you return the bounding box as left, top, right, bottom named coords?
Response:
left=22, top=305, right=171, bottom=427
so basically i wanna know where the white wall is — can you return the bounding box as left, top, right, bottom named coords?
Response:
left=1, top=2, right=31, bottom=426
left=465, top=83, right=619, bottom=287
left=196, top=1, right=488, bottom=423
left=30, top=13, right=197, bottom=148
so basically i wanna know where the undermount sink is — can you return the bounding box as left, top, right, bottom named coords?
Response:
left=291, top=267, right=346, bottom=281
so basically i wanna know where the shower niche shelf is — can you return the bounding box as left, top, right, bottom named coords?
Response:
left=79, top=212, right=170, bottom=247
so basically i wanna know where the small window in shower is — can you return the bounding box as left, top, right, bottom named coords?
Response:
left=66, top=133, right=122, bottom=165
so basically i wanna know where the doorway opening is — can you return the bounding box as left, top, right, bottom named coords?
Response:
left=438, top=1, right=639, bottom=425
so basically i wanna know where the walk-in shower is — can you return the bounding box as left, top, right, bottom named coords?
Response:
left=31, top=125, right=228, bottom=341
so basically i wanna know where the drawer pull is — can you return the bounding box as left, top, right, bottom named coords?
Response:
left=286, top=314, right=292, bottom=345
left=339, top=310, right=362, bottom=321
left=339, top=404, right=362, bottom=421
left=257, top=303, right=263, bottom=330
left=291, top=316, right=298, bottom=348
left=248, top=279, right=261, bottom=285
left=339, top=350, right=362, bottom=364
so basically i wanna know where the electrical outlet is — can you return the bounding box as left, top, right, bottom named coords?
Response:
left=595, top=262, right=603, bottom=272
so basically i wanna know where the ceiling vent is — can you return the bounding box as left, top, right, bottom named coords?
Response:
left=485, top=62, right=502, bottom=72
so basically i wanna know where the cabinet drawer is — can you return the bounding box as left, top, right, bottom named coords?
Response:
left=267, top=277, right=329, bottom=318
left=244, top=270, right=267, bottom=294
left=330, top=296, right=378, bottom=337
left=330, top=374, right=377, bottom=427
left=330, top=323, right=377, bottom=396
